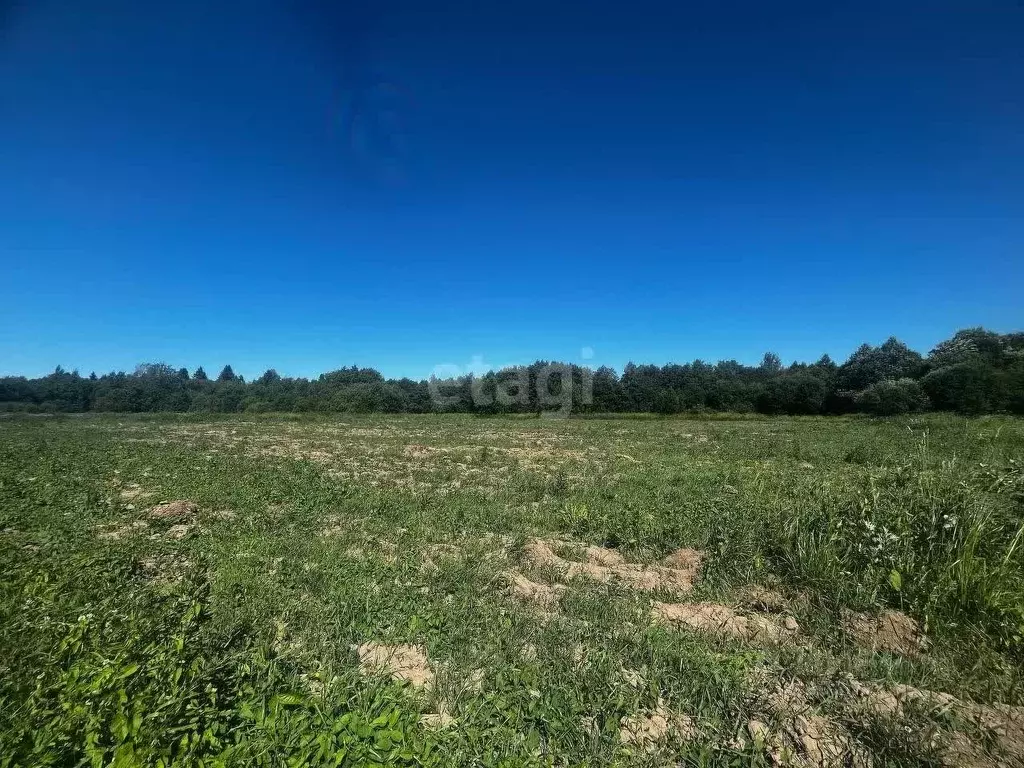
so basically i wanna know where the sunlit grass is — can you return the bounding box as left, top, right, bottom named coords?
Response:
left=1, top=412, right=1022, bottom=766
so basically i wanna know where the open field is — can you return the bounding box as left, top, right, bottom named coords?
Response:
left=2, top=412, right=1023, bottom=767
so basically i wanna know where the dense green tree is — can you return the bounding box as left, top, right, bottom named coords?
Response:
left=757, top=373, right=826, bottom=415
left=837, top=337, right=923, bottom=391
left=854, top=379, right=929, bottom=415
left=921, top=363, right=1006, bottom=414
left=2, top=327, right=1020, bottom=417
left=759, top=352, right=783, bottom=376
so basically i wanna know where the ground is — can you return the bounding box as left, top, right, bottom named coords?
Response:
left=1, top=412, right=1023, bottom=767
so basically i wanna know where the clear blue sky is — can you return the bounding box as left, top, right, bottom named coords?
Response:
left=1, top=1, right=1021, bottom=381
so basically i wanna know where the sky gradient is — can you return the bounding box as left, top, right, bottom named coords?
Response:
left=1, top=1, right=1021, bottom=380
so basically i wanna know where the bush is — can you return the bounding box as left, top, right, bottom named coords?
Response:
left=921, top=363, right=1006, bottom=414
left=853, top=378, right=930, bottom=416
left=756, top=373, right=826, bottom=415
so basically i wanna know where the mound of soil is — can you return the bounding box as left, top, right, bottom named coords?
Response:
left=744, top=679, right=870, bottom=768
left=354, top=642, right=434, bottom=689
left=843, top=609, right=926, bottom=657
left=505, top=571, right=566, bottom=610
left=525, top=538, right=702, bottom=594
left=848, top=679, right=1024, bottom=767
left=147, top=500, right=199, bottom=522
left=653, top=601, right=799, bottom=645
left=619, top=704, right=697, bottom=752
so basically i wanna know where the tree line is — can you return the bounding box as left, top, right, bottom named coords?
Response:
left=2, top=328, right=1022, bottom=416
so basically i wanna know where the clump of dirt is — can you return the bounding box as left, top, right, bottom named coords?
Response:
left=164, top=523, right=195, bottom=540
left=427, top=543, right=461, bottom=558
left=525, top=538, right=702, bottom=594
left=741, top=585, right=790, bottom=613
left=847, top=679, right=954, bottom=721
left=96, top=519, right=150, bottom=540
left=843, top=609, right=926, bottom=657
left=354, top=642, right=434, bottom=689
left=505, top=571, right=566, bottom=611
left=147, top=500, right=199, bottom=522
left=652, top=602, right=799, bottom=645
left=619, top=703, right=697, bottom=752
left=583, top=545, right=626, bottom=567
left=847, top=679, right=1024, bottom=767
left=419, top=711, right=455, bottom=729
left=742, top=679, right=870, bottom=768
left=661, top=547, right=704, bottom=571
left=137, top=553, right=193, bottom=584
left=619, top=667, right=645, bottom=689
left=746, top=714, right=864, bottom=768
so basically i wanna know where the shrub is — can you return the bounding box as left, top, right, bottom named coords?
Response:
left=921, top=363, right=1006, bottom=414
left=756, top=373, right=826, bottom=415
left=853, top=378, right=930, bottom=416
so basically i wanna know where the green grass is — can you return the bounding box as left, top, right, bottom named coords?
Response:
left=1, top=412, right=1022, bottom=766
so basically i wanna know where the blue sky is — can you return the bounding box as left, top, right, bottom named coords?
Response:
left=1, top=1, right=1021, bottom=380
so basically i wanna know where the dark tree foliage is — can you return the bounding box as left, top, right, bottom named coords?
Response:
left=854, top=378, right=929, bottom=416
left=1, top=328, right=1020, bottom=416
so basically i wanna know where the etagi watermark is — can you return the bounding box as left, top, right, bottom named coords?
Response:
left=427, top=352, right=595, bottom=417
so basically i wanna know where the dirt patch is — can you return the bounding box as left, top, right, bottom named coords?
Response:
left=843, top=609, right=926, bottom=657
left=848, top=679, right=1024, bottom=767
left=137, top=553, right=193, bottom=585
left=419, top=711, right=455, bottom=729
left=147, top=500, right=199, bottom=522
left=164, top=523, right=195, bottom=540
left=525, top=538, right=702, bottom=594
left=619, top=703, right=697, bottom=752
left=661, top=547, right=704, bottom=571
left=652, top=602, right=799, bottom=645
left=746, top=714, right=864, bottom=768
left=743, top=679, right=870, bottom=768
left=96, top=520, right=150, bottom=540
left=741, top=585, right=790, bottom=613
left=421, top=542, right=463, bottom=572
left=505, top=571, right=566, bottom=611
left=583, top=545, right=626, bottom=567
left=354, top=642, right=434, bottom=689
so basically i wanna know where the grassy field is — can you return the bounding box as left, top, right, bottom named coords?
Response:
left=2, top=412, right=1023, bottom=767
